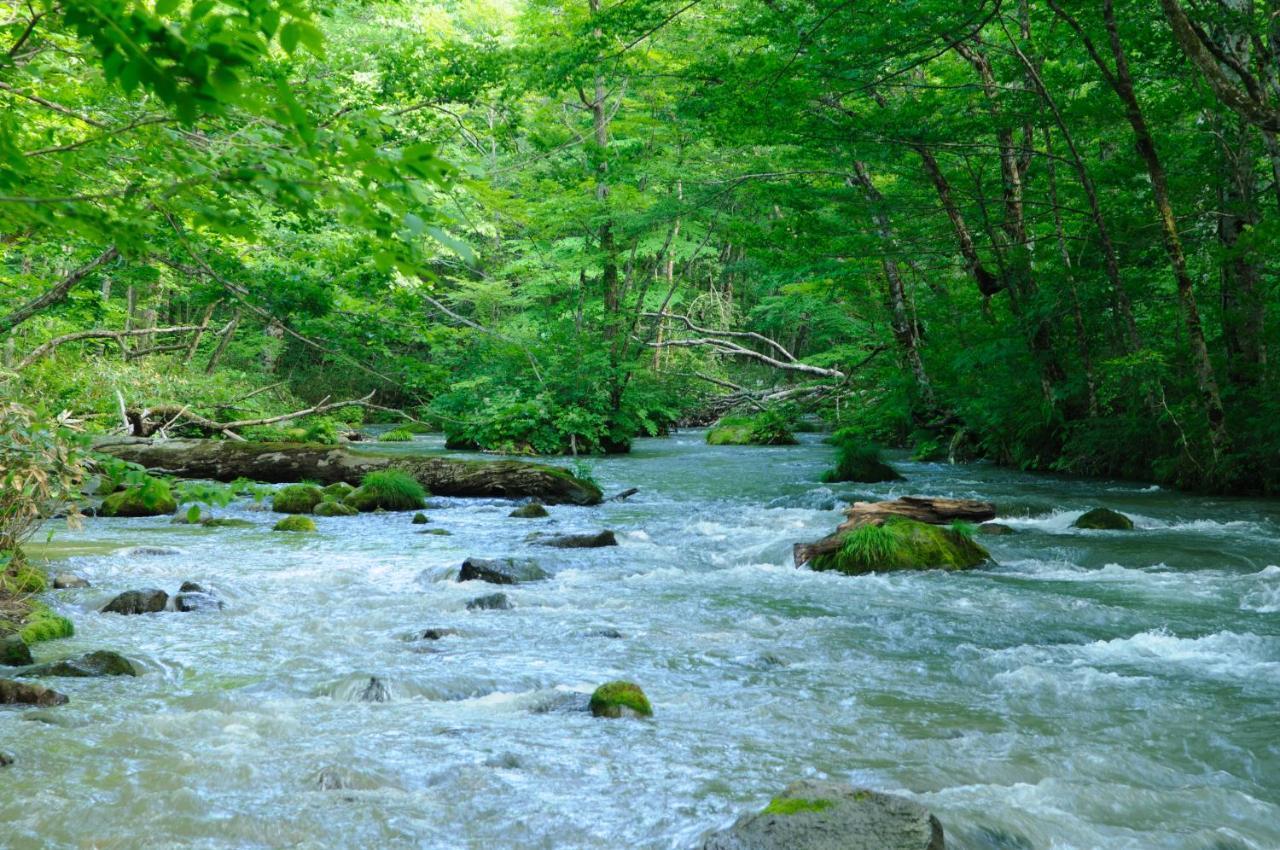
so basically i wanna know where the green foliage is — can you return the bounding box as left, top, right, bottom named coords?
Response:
left=17, top=603, right=75, bottom=644
left=314, top=499, right=358, bottom=517
left=821, top=437, right=902, bottom=483
left=345, top=470, right=427, bottom=512
left=100, top=479, right=177, bottom=517
left=948, top=521, right=977, bottom=539
left=762, top=798, right=834, bottom=816
left=707, top=412, right=798, bottom=446
left=812, top=517, right=989, bottom=576
left=379, top=428, right=414, bottom=442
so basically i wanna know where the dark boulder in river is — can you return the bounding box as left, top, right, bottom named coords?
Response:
left=1, top=636, right=33, bottom=667
left=1072, top=507, right=1134, bottom=530
left=21, top=650, right=137, bottom=678
left=535, top=530, right=618, bottom=549
left=414, top=628, right=459, bottom=641
left=458, top=557, right=549, bottom=585
left=92, top=437, right=604, bottom=505
left=175, top=582, right=223, bottom=612
left=466, top=592, right=513, bottom=611
left=699, top=780, right=944, bottom=850
left=0, top=679, right=68, bottom=706
left=101, top=589, right=168, bottom=615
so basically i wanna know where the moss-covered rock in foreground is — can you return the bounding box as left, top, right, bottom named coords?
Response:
left=589, top=681, right=652, bottom=718
left=706, top=415, right=797, bottom=446
left=807, top=517, right=989, bottom=576
left=344, top=470, right=427, bottom=512
left=99, top=480, right=177, bottom=517
left=700, top=779, right=944, bottom=850
left=1073, top=507, right=1134, bottom=530
left=322, top=481, right=356, bottom=500
left=18, top=603, right=74, bottom=643
left=274, top=515, right=317, bottom=532
left=272, top=484, right=324, bottom=514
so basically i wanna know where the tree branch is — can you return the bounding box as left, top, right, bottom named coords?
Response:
left=0, top=246, right=119, bottom=334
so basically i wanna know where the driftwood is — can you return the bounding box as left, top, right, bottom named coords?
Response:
left=92, top=437, right=604, bottom=505
left=794, top=496, right=995, bottom=566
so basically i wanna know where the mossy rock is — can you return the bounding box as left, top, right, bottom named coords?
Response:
left=322, top=481, right=356, bottom=499
left=2, top=553, right=47, bottom=595
left=589, top=681, right=652, bottom=718
left=1, top=635, right=33, bottom=667
left=379, top=428, right=414, bottom=442
left=978, top=523, right=1015, bottom=536
left=1073, top=508, right=1134, bottom=530
left=200, top=518, right=255, bottom=528
left=707, top=416, right=797, bottom=446
left=509, top=503, right=549, bottom=518
left=272, top=484, right=324, bottom=514
left=419, top=528, right=452, bottom=536
left=344, top=470, right=427, bottom=512
left=18, top=604, right=74, bottom=644
left=822, top=444, right=902, bottom=483
left=273, top=515, right=317, bottom=532
left=22, top=650, right=137, bottom=678
left=314, top=499, right=358, bottom=517
left=99, top=480, right=177, bottom=517
left=411, top=512, right=429, bottom=524
left=808, top=517, right=989, bottom=576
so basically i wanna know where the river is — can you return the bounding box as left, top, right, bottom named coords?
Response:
left=2, top=432, right=1277, bottom=849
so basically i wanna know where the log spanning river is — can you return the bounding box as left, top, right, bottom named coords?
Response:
left=3, top=432, right=1278, bottom=849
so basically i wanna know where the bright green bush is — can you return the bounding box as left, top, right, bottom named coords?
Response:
left=344, top=470, right=427, bottom=511
left=379, top=427, right=414, bottom=442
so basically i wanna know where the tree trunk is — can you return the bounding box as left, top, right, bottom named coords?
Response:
left=91, top=438, right=604, bottom=505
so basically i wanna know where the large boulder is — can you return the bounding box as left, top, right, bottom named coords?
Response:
left=458, top=558, right=549, bottom=585
left=0, top=678, right=68, bottom=706
left=700, top=780, right=945, bottom=850
left=0, top=636, right=33, bottom=667
left=101, top=588, right=168, bottom=615
left=21, top=650, right=137, bottom=677
left=1073, top=508, right=1134, bottom=530
left=536, top=530, right=617, bottom=549
left=589, top=681, right=652, bottom=719
left=99, top=481, right=177, bottom=517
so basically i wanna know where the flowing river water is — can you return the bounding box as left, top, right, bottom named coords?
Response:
left=3, top=432, right=1278, bottom=850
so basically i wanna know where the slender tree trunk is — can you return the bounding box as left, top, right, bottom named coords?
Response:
left=205, top=309, right=239, bottom=375
left=850, top=161, right=936, bottom=413
left=912, top=144, right=1004, bottom=297
left=1057, top=0, right=1231, bottom=455
left=0, top=246, right=118, bottom=334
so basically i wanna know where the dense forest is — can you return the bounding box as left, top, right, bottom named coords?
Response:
left=4, top=0, right=1279, bottom=490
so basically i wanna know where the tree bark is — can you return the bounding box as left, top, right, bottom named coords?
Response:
left=0, top=246, right=118, bottom=334
left=91, top=438, right=604, bottom=505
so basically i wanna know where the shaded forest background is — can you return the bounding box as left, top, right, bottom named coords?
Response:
left=3, top=0, right=1279, bottom=493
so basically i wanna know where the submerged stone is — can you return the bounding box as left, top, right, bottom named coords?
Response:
left=1073, top=508, right=1134, bottom=530
left=509, top=503, right=549, bottom=518
left=200, top=518, right=255, bottom=528
left=466, top=592, right=512, bottom=611
left=21, top=650, right=137, bottom=678
left=536, top=530, right=617, bottom=549
left=415, top=628, right=460, bottom=641
left=977, top=523, right=1015, bottom=536
left=419, top=528, right=452, bottom=536
left=101, top=588, right=168, bottom=615
left=0, top=678, right=68, bottom=707
left=52, top=573, right=90, bottom=589
left=458, top=557, right=549, bottom=585
left=411, top=512, right=429, bottom=524
left=699, top=779, right=944, bottom=850
left=588, top=681, right=652, bottom=718
left=806, top=517, right=989, bottom=576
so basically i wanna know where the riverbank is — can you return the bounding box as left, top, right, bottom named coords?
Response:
left=3, top=432, right=1278, bottom=849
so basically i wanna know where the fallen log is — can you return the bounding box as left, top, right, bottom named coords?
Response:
left=92, top=437, right=604, bottom=506
left=794, top=496, right=995, bottom=567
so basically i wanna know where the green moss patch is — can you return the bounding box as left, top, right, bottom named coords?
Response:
left=314, top=499, right=358, bottom=517
left=589, top=681, right=653, bottom=718
left=273, top=515, right=317, bottom=532
left=379, top=428, right=414, bottom=442
left=345, top=470, right=427, bottom=512
left=322, top=482, right=355, bottom=500
left=707, top=415, right=797, bottom=446
left=762, top=797, right=834, bottom=816
left=809, top=517, right=990, bottom=575
left=100, top=479, right=177, bottom=517
left=2, top=553, right=47, bottom=595
left=272, top=484, right=324, bottom=514
left=19, top=603, right=74, bottom=644
left=821, top=443, right=902, bottom=483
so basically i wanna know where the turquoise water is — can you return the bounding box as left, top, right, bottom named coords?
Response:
left=2, top=432, right=1277, bottom=849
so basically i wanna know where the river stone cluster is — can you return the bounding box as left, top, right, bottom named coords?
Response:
left=700, top=780, right=945, bottom=850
